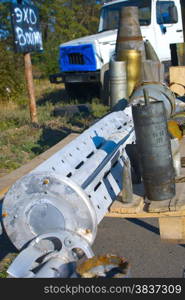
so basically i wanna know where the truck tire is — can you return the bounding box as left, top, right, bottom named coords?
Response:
left=65, top=83, right=79, bottom=99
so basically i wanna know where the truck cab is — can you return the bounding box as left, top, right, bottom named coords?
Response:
left=50, top=0, right=183, bottom=99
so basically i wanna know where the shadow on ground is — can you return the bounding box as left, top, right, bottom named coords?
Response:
left=0, top=231, right=18, bottom=262
left=37, top=83, right=100, bottom=106
left=31, top=126, right=81, bottom=155
left=126, top=218, right=185, bottom=249
left=37, top=88, right=69, bottom=106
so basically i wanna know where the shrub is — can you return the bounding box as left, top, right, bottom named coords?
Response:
left=0, top=40, right=26, bottom=103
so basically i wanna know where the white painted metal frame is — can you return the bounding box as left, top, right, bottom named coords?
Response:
left=2, top=107, right=135, bottom=277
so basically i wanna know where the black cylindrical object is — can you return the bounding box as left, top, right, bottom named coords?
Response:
left=170, top=43, right=185, bottom=66
left=132, top=100, right=175, bottom=201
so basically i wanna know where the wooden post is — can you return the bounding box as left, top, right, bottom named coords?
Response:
left=24, top=53, right=38, bottom=124
left=10, top=1, right=42, bottom=124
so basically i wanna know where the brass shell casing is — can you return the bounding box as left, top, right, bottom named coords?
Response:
left=117, top=49, right=142, bottom=97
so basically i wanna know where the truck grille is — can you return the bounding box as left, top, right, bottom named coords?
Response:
left=68, top=53, right=85, bottom=65
left=60, top=44, right=96, bottom=72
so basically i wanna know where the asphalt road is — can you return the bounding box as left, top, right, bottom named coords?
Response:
left=92, top=216, right=185, bottom=278
left=0, top=215, right=185, bottom=278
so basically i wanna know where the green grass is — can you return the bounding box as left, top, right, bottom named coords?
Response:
left=0, top=254, right=18, bottom=278
left=0, top=264, right=9, bottom=278
left=0, top=80, right=109, bottom=177
left=91, top=98, right=109, bottom=118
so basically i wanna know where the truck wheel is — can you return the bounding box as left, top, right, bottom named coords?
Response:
left=65, top=83, right=79, bottom=99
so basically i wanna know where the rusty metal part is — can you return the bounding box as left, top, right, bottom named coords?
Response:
left=181, top=157, right=185, bottom=167
left=116, top=6, right=145, bottom=59
left=76, top=254, right=130, bottom=278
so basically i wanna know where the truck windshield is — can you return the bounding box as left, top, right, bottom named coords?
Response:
left=99, top=0, right=151, bottom=32
left=156, top=1, right=178, bottom=24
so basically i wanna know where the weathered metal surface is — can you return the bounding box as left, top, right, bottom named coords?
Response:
left=0, top=201, right=2, bottom=236
left=116, top=6, right=145, bottom=59
left=2, top=80, right=180, bottom=277
left=2, top=105, right=136, bottom=277
left=131, top=82, right=176, bottom=119
left=110, top=59, right=127, bottom=107
left=3, top=174, right=98, bottom=250
left=170, top=42, right=185, bottom=66
left=7, top=230, right=94, bottom=278
left=76, top=254, right=130, bottom=278
left=141, top=60, right=165, bottom=83
left=144, top=40, right=160, bottom=62
left=132, top=100, right=176, bottom=201
left=115, top=6, right=143, bottom=97
left=121, top=156, right=133, bottom=203
left=171, top=138, right=181, bottom=177
left=2, top=108, right=135, bottom=252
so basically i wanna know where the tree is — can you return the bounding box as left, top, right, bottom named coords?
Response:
left=0, top=2, right=25, bottom=103
left=31, top=0, right=101, bottom=76
left=0, top=0, right=101, bottom=89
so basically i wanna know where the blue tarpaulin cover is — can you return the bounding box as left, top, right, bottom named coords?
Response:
left=59, top=44, right=97, bottom=72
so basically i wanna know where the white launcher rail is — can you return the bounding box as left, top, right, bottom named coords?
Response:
left=2, top=106, right=135, bottom=278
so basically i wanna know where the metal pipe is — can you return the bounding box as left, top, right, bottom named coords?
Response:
left=110, top=59, right=128, bottom=107
left=130, top=82, right=176, bottom=119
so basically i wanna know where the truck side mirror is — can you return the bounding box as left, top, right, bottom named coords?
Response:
left=169, top=5, right=178, bottom=23
left=160, top=25, right=167, bottom=34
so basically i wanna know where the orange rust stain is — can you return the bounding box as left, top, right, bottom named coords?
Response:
left=2, top=212, right=8, bottom=217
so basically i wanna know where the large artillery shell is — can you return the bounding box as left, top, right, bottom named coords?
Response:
left=118, top=49, right=142, bottom=97
left=116, top=6, right=145, bottom=60
left=132, top=100, right=175, bottom=201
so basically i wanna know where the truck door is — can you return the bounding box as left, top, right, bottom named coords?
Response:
left=153, top=0, right=183, bottom=62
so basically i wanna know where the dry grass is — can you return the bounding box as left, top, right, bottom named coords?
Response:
left=0, top=79, right=109, bottom=177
